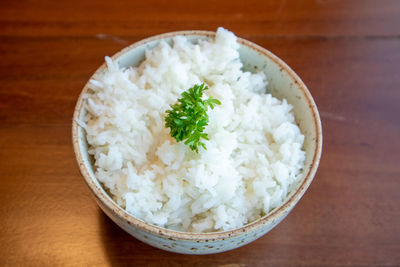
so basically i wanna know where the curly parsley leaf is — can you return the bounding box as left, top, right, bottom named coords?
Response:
left=165, top=83, right=221, bottom=153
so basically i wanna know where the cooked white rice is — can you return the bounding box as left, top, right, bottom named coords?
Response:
left=83, top=28, right=305, bottom=232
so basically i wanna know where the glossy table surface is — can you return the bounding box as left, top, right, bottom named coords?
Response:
left=1, top=0, right=400, bottom=266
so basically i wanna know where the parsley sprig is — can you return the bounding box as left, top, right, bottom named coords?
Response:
left=165, top=83, right=221, bottom=153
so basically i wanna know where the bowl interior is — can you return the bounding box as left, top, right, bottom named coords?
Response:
left=73, top=31, right=322, bottom=237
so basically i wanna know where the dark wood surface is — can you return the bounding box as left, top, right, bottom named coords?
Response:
left=1, top=0, right=399, bottom=266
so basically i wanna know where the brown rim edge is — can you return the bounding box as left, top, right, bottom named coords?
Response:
left=72, top=30, right=323, bottom=241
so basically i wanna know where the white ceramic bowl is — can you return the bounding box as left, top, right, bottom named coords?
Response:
left=72, top=31, right=322, bottom=255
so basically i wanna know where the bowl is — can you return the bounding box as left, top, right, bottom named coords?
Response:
left=72, top=30, right=322, bottom=254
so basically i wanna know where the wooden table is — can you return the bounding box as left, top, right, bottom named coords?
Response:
left=1, top=0, right=399, bottom=266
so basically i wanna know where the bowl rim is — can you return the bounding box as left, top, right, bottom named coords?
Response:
left=72, top=30, right=322, bottom=240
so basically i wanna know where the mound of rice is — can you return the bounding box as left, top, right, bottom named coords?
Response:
left=82, top=28, right=305, bottom=232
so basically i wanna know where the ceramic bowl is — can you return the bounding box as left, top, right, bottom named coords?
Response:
left=72, top=31, right=322, bottom=255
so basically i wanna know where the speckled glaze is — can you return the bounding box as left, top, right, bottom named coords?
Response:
left=72, top=31, right=322, bottom=255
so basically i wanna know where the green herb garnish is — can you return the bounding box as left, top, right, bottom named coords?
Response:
left=165, top=83, right=221, bottom=153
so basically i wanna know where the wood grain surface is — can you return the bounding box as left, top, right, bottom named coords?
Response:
left=1, top=0, right=399, bottom=266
